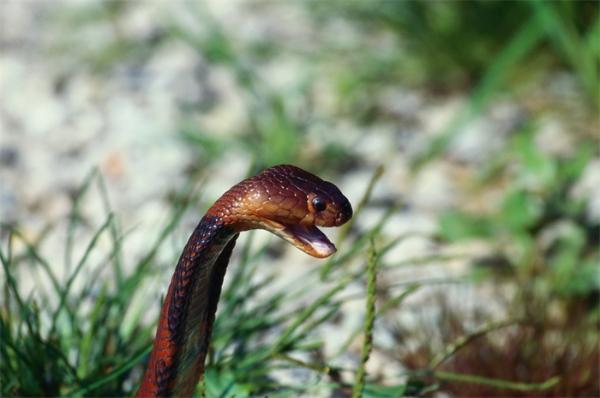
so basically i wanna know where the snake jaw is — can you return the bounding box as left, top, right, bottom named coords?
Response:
left=263, top=221, right=337, bottom=258
left=284, top=223, right=337, bottom=258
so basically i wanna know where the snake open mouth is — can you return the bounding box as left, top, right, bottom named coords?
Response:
left=272, top=223, right=336, bottom=258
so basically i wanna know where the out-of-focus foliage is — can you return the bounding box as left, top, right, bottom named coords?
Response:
left=432, top=126, right=599, bottom=394
left=440, top=126, right=598, bottom=299
left=2, top=0, right=599, bottom=397
left=311, top=1, right=599, bottom=102
left=1, top=172, right=162, bottom=396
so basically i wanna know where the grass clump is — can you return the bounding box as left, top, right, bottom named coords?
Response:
left=0, top=171, right=191, bottom=396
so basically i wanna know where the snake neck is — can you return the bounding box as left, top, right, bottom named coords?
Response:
left=137, top=215, right=238, bottom=397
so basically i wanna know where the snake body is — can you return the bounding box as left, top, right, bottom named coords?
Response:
left=137, top=165, right=352, bottom=397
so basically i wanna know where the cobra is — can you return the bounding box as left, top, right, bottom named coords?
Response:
left=136, top=164, right=353, bottom=397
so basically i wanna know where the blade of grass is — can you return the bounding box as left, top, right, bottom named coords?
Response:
left=1, top=231, right=42, bottom=339
left=1, top=230, right=16, bottom=329
left=270, top=274, right=353, bottom=355
left=97, top=171, right=125, bottom=287
left=292, top=303, right=342, bottom=345
left=67, top=343, right=153, bottom=396
left=432, top=370, right=560, bottom=392
left=9, top=229, right=62, bottom=299
left=377, top=283, right=419, bottom=315
left=49, top=213, right=114, bottom=335
left=333, top=283, right=420, bottom=359
left=275, top=353, right=334, bottom=375
left=117, top=183, right=200, bottom=308
left=76, top=284, right=109, bottom=377
left=429, top=318, right=522, bottom=369
left=323, top=203, right=400, bottom=278
left=352, top=238, right=378, bottom=398
left=65, top=168, right=99, bottom=277
left=0, top=324, right=39, bottom=382
left=382, top=253, right=467, bottom=270
left=338, top=165, right=384, bottom=246
left=531, top=0, right=599, bottom=106
left=585, top=16, right=600, bottom=60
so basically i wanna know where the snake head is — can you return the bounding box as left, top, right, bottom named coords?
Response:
left=209, top=164, right=353, bottom=258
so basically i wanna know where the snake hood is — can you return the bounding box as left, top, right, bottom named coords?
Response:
left=206, top=164, right=353, bottom=258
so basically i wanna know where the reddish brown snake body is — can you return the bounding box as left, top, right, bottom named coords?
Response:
left=136, top=164, right=352, bottom=397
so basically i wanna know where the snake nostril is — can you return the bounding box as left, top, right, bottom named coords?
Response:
left=336, top=207, right=351, bottom=224
left=340, top=201, right=352, bottom=220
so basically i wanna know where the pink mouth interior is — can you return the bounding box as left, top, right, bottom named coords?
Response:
left=284, top=223, right=336, bottom=258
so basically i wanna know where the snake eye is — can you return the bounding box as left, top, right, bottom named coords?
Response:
left=312, top=196, right=327, bottom=212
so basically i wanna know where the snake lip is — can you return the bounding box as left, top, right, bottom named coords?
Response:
left=275, top=223, right=337, bottom=258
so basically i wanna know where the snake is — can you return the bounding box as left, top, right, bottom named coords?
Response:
left=136, top=164, right=353, bottom=397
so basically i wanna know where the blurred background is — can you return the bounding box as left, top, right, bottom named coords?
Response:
left=1, top=1, right=598, bottom=397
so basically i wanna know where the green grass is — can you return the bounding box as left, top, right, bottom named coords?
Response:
left=1, top=170, right=193, bottom=396
left=351, top=239, right=378, bottom=398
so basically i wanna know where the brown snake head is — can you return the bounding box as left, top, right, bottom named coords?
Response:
left=206, top=164, right=352, bottom=258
